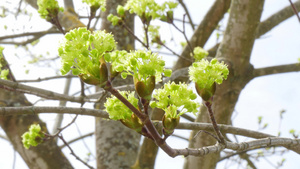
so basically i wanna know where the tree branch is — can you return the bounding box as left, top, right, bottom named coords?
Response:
left=0, top=28, right=59, bottom=41
left=173, top=0, right=231, bottom=70
left=253, top=63, right=300, bottom=78
left=0, top=79, right=95, bottom=103
left=177, top=0, right=195, bottom=30
left=256, top=0, right=300, bottom=38
left=0, top=106, right=108, bottom=118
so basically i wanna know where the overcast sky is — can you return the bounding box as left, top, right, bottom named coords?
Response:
left=0, top=0, right=300, bottom=169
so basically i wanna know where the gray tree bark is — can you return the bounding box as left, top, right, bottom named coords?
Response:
left=95, top=1, right=141, bottom=169
left=184, top=0, right=265, bottom=168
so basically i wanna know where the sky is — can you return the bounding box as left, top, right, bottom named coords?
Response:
left=0, top=0, right=300, bottom=169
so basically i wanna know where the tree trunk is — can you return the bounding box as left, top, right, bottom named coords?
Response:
left=95, top=1, right=140, bottom=169
left=184, top=0, right=265, bottom=168
left=0, top=55, right=73, bottom=169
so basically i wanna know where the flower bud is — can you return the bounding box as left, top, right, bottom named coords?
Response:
left=162, top=115, right=180, bottom=135
left=120, top=113, right=144, bottom=133
left=134, top=76, right=155, bottom=101
left=195, top=82, right=216, bottom=101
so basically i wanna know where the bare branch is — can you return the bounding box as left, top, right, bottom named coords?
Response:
left=253, top=63, right=300, bottom=78
left=16, top=74, right=77, bottom=83
left=256, top=0, right=300, bottom=38
left=173, top=137, right=300, bottom=157
left=52, top=75, right=72, bottom=135
left=0, top=79, right=95, bottom=103
left=0, top=134, right=8, bottom=141
left=288, top=0, right=300, bottom=23
left=177, top=0, right=195, bottom=30
left=59, top=132, right=94, bottom=149
left=0, top=28, right=59, bottom=41
left=0, top=106, right=108, bottom=118
left=176, top=122, right=273, bottom=139
left=173, top=0, right=231, bottom=70
left=58, top=134, right=95, bottom=169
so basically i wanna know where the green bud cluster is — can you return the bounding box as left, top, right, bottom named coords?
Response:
left=0, top=46, right=9, bottom=80
left=58, top=27, right=116, bottom=85
left=150, top=82, right=199, bottom=118
left=150, top=82, right=199, bottom=135
left=82, top=0, right=106, bottom=11
left=193, top=47, right=208, bottom=61
left=22, top=124, right=45, bottom=149
left=105, top=49, right=171, bottom=83
left=189, top=59, right=229, bottom=90
left=148, top=25, right=165, bottom=48
left=107, top=0, right=178, bottom=25
left=37, top=0, right=64, bottom=20
left=189, top=58, right=229, bottom=101
left=104, top=91, right=139, bottom=120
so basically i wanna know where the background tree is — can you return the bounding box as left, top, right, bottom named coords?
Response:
left=0, top=0, right=300, bottom=169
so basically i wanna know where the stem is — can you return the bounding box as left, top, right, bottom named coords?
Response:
left=104, top=81, right=178, bottom=157
left=143, top=23, right=150, bottom=48
left=53, top=15, right=65, bottom=34
left=171, top=17, right=193, bottom=55
left=87, top=7, right=96, bottom=30
left=288, top=0, right=300, bottom=23
left=122, top=22, right=149, bottom=49
left=204, top=100, right=226, bottom=145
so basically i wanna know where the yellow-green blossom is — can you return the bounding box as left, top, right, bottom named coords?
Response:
left=22, top=124, right=45, bottom=149
left=150, top=82, right=199, bottom=118
left=37, top=0, right=64, bottom=20
left=58, top=27, right=116, bottom=77
left=193, top=47, right=208, bottom=61
left=189, top=58, right=229, bottom=90
left=104, top=91, right=139, bottom=120
left=105, top=50, right=171, bottom=83
left=82, top=0, right=106, bottom=11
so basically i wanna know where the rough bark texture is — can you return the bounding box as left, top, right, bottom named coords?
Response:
left=184, top=0, right=265, bottom=168
left=95, top=1, right=140, bottom=169
left=0, top=55, right=73, bottom=169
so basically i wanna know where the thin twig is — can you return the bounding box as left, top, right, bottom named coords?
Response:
left=58, top=134, right=94, bottom=169
left=59, top=132, right=94, bottom=149
left=177, top=0, right=195, bottom=30
left=158, top=39, right=193, bottom=62
left=0, top=79, right=96, bottom=103
left=171, top=15, right=194, bottom=55
left=193, top=130, right=221, bottom=142
left=288, top=0, right=300, bottom=22
left=204, top=100, right=226, bottom=144
left=16, top=74, right=77, bottom=83
left=122, top=22, right=149, bottom=49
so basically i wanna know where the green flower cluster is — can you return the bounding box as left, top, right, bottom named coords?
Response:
left=37, top=0, right=64, bottom=20
left=189, top=58, right=229, bottom=90
left=104, top=91, right=139, bottom=120
left=58, top=27, right=116, bottom=84
left=105, top=50, right=171, bottom=83
left=22, top=124, right=45, bottom=149
left=193, top=46, right=208, bottom=61
left=82, top=0, right=106, bottom=11
left=150, top=82, right=199, bottom=118
left=0, top=46, right=9, bottom=80
left=107, top=0, right=178, bottom=25
left=124, top=0, right=178, bottom=20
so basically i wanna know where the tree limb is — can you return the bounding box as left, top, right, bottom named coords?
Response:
left=0, top=79, right=95, bottom=103
left=253, top=63, right=300, bottom=78
left=177, top=0, right=195, bottom=30
left=0, top=106, right=108, bottom=118
left=256, top=0, right=300, bottom=38
left=173, top=0, right=231, bottom=71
